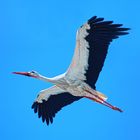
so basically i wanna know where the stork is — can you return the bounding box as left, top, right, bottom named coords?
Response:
left=13, top=16, right=129, bottom=125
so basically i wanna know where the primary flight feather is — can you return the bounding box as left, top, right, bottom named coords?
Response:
left=13, top=16, right=129, bottom=125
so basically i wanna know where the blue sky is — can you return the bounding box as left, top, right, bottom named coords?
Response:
left=1, top=0, right=140, bottom=140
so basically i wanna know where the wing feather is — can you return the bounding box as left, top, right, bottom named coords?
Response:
left=66, top=16, right=129, bottom=89
left=32, top=86, right=82, bottom=125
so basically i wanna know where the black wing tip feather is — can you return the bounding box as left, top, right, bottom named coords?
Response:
left=31, top=101, right=51, bottom=125
left=31, top=93, right=82, bottom=126
left=87, top=16, right=130, bottom=35
left=84, top=16, right=130, bottom=88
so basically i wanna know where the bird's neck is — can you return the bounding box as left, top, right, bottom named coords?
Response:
left=38, top=75, right=54, bottom=83
left=38, top=73, right=66, bottom=84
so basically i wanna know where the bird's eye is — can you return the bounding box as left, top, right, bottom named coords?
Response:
left=31, top=71, right=35, bottom=73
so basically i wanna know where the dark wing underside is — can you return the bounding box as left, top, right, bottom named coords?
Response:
left=66, top=16, right=129, bottom=89
left=84, top=16, right=129, bottom=88
left=32, top=92, right=82, bottom=125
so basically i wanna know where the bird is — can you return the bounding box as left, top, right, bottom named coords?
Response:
left=13, top=16, right=129, bottom=125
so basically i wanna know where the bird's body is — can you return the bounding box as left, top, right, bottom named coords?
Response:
left=32, top=72, right=105, bottom=102
left=13, top=16, right=129, bottom=125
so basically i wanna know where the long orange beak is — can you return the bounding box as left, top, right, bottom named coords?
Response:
left=12, top=72, right=31, bottom=77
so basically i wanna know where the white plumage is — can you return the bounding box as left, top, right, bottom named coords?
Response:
left=66, top=23, right=90, bottom=81
left=13, top=16, right=129, bottom=125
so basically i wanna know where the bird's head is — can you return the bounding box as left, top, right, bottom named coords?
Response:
left=13, top=70, right=40, bottom=78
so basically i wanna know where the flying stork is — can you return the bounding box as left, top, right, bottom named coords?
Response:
left=13, top=16, right=129, bottom=125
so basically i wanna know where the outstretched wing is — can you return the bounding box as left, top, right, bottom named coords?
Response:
left=31, top=86, right=82, bottom=125
left=66, top=16, right=129, bottom=89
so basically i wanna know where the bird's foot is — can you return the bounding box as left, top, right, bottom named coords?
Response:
left=111, top=106, right=123, bottom=112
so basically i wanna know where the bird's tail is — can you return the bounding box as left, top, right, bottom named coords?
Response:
left=96, top=91, right=108, bottom=101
